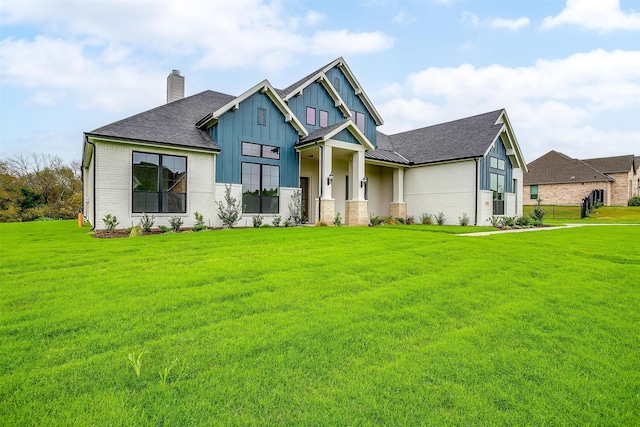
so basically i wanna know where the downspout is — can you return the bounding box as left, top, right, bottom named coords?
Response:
left=474, top=158, right=479, bottom=226
left=84, top=135, right=97, bottom=231
left=315, top=141, right=324, bottom=222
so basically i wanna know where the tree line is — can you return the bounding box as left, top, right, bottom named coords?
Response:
left=0, top=154, right=82, bottom=222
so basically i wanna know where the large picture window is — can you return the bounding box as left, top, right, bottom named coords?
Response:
left=242, top=142, right=280, bottom=160
left=132, top=152, right=186, bottom=213
left=242, top=162, right=279, bottom=213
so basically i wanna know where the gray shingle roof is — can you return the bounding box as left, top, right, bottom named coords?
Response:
left=87, top=90, right=235, bottom=151
left=370, top=110, right=504, bottom=165
left=524, top=150, right=613, bottom=185
left=582, top=154, right=635, bottom=174
left=297, top=120, right=348, bottom=146
left=276, top=58, right=339, bottom=98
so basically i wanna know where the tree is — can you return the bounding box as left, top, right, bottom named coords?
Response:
left=0, top=153, right=82, bottom=222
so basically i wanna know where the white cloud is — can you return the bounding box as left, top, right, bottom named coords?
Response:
left=377, top=49, right=640, bottom=160
left=541, top=0, right=640, bottom=32
left=309, top=30, right=394, bottom=56
left=463, top=12, right=530, bottom=31
left=392, top=11, right=417, bottom=25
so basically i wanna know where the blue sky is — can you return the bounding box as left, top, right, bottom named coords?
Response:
left=1, top=0, right=639, bottom=164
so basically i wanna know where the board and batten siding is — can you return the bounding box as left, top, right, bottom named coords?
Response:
left=287, top=81, right=347, bottom=134
left=324, top=66, right=377, bottom=146
left=404, top=160, right=477, bottom=225
left=90, top=140, right=217, bottom=230
left=479, top=136, right=514, bottom=193
left=210, top=91, right=300, bottom=188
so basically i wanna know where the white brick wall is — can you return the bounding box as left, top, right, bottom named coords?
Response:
left=89, top=140, right=217, bottom=230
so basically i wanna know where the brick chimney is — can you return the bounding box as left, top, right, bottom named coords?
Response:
left=167, top=70, right=184, bottom=103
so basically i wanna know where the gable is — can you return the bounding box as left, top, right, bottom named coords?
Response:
left=286, top=81, right=348, bottom=134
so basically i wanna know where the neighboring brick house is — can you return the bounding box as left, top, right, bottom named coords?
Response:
left=524, top=151, right=638, bottom=206
left=83, top=58, right=528, bottom=229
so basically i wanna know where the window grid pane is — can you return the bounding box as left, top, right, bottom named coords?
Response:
left=132, top=152, right=186, bottom=213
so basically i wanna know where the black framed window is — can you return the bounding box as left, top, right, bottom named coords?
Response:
left=242, top=142, right=280, bottom=160
left=132, top=152, right=186, bottom=213
left=242, top=162, right=279, bottom=213
left=491, top=172, right=505, bottom=215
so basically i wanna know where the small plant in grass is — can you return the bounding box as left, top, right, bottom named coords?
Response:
left=159, top=225, right=171, bottom=233
left=629, top=196, right=640, bottom=206
left=169, top=216, right=183, bottom=232
left=489, top=216, right=501, bottom=227
left=334, top=212, right=342, bottom=226
left=502, top=216, right=516, bottom=227
left=140, top=213, right=155, bottom=232
left=252, top=215, right=263, bottom=228
left=272, top=215, right=281, bottom=227
left=159, top=357, right=186, bottom=386
left=102, top=214, right=119, bottom=231
left=459, top=213, right=469, bottom=226
left=193, top=211, right=207, bottom=231
left=283, top=219, right=292, bottom=227
left=436, top=212, right=446, bottom=225
left=406, top=215, right=415, bottom=225
left=420, top=213, right=433, bottom=225
left=216, top=184, right=242, bottom=228
left=516, top=215, right=532, bottom=227
left=127, top=350, right=147, bottom=378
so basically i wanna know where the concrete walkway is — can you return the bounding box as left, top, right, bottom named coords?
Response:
left=458, top=223, right=639, bottom=236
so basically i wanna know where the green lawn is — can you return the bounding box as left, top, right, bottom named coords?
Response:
left=1, top=221, right=639, bottom=425
left=524, top=205, right=640, bottom=223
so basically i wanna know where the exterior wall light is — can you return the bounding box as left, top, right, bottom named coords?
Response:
left=327, top=173, right=334, bottom=186
left=361, top=176, right=368, bottom=188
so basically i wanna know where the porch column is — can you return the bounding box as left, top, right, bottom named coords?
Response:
left=317, top=144, right=335, bottom=224
left=345, top=150, right=368, bottom=226
left=390, top=167, right=406, bottom=219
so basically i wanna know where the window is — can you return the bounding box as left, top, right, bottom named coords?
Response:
left=257, top=108, right=266, bottom=126
left=319, top=110, right=328, bottom=128
left=242, top=142, right=280, bottom=160
left=242, top=162, right=279, bottom=213
left=491, top=172, right=505, bottom=215
left=530, top=185, right=538, bottom=200
left=490, top=157, right=505, bottom=170
left=132, top=152, right=186, bottom=213
left=306, top=107, right=316, bottom=126
left=352, top=111, right=365, bottom=132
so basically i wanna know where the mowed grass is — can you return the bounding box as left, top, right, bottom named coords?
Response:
left=1, top=221, right=639, bottom=425
left=524, top=205, right=640, bottom=223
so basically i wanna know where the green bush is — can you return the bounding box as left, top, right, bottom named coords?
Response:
left=159, top=225, right=171, bottom=233
left=169, top=216, right=183, bottom=232
left=252, top=215, right=263, bottom=228
left=193, top=211, right=207, bottom=231
left=458, top=213, right=469, bottom=226
left=435, top=212, right=446, bottom=225
left=334, top=212, right=342, bottom=226
left=628, top=196, right=640, bottom=206
left=140, top=213, right=155, bottom=232
left=420, top=213, right=433, bottom=225
left=102, top=214, right=119, bottom=231
left=216, top=184, right=242, bottom=228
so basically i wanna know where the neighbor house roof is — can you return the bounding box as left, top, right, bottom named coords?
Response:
left=524, top=150, right=614, bottom=185
left=371, top=109, right=506, bottom=166
left=582, top=154, right=635, bottom=174
left=86, top=90, right=235, bottom=151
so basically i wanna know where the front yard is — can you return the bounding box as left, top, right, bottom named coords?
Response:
left=1, top=221, right=638, bottom=425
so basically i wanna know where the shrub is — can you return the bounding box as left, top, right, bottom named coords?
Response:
left=315, top=221, right=328, bottom=227
left=369, top=212, right=384, bottom=226
left=628, top=196, right=640, bottom=206
left=288, top=190, right=305, bottom=225
left=252, top=215, right=263, bottom=228
left=516, top=215, right=532, bottom=227
left=489, top=216, right=500, bottom=227
left=420, top=213, right=433, bottom=225
left=193, top=211, right=207, bottom=231
left=334, top=212, right=342, bottom=226
left=159, top=225, right=171, bottom=233
left=169, top=216, right=183, bottom=232
left=283, top=219, right=293, bottom=227
left=436, top=212, right=446, bottom=225
left=458, top=213, right=469, bottom=226
left=272, top=215, right=282, bottom=227
left=407, top=215, right=415, bottom=225
left=216, top=184, right=242, bottom=228
left=102, top=214, right=119, bottom=231
left=140, top=213, right=155, bottom=232
left=502, top=216, right=515, bottom=227
left=128, top=225, right=141, bottom=237
left=529, top=199, right=547, bottom=225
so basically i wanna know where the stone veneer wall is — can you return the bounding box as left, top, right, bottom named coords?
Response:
left=390, top=202, right=406, bottom=220
left=345, top=201, right=369, bottom=226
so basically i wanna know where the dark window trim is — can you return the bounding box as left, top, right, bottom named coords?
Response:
left=241, top=141, right=280, bottom=160
left=242, top=161, right=280, bottom=214
left=306, top=106, right=316, bottom=126
left=132, top=151, right=187, bottom=214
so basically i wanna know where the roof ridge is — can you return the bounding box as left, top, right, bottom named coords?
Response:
left=387, top=109, right=504, bottom=138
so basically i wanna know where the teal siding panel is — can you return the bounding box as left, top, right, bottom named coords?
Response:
left=288, top=81, right=346, bottom=135
left=480, top=136, right=514, bottom=192
left=212, top=92, right=299, bottom=187
left=335, top=129, right=359, bottom=145
left=326, top=66, right=377, bottom=146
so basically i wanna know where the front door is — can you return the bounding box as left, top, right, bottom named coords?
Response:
left=300, top=177, right=309, bottom=223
